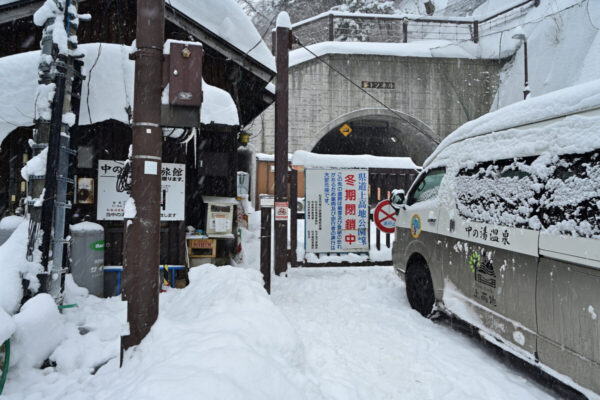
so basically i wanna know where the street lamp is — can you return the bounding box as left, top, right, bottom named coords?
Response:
left=512, top=33, right=529, bottom=100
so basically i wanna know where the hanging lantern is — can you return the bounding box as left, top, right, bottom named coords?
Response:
left=239, top=131, right=250, bottom=146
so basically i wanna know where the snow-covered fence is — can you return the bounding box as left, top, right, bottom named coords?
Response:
left=286, top=0, right=539, bottom=49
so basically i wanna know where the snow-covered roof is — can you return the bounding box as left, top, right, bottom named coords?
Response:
left=256, top=153, right=293, bottom=162
left=289, top=40, right=488, bottom=67
left=0, top=42, right=239, bottom=145
left=425, top=78, right=600, bottom=168
left=167, top=0, right=275, bottom=72
left=292, top=150, right=419, bottom=170
left=0, top=0, right=274, bottom=72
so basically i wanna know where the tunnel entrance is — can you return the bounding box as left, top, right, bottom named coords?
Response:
left=311, top=109, right=438, bottom=165
left=312, top=119, right=409, bottom=157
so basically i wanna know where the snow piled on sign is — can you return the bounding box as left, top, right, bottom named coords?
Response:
left=292, top=150, right=419, bottom=169
left=0, top=43, right=240, bottom=145
left=167, top=0, right=275, bottom=72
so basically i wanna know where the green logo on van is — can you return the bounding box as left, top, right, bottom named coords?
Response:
left=90, top=240, right=105, bottom=251
left=469, top=252, right=481, bottom=273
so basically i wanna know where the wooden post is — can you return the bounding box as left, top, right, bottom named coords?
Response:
left=402, top=18, right=408, bottom=43
left=274, top=13, right=291, bottom=276
left=473, top=21, right=479, bottom=43
left=289, top=169, right=298, bottom=268
left=122, top=0, right=164, bottom=354
left=328, top=13, right=334, bottom=41
left=271, top=30, right=276, bottom=55
left=260, top=206, right=271, bottom=294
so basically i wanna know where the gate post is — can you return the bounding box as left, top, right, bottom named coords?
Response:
left=260, top=202, right=272, bottom=294
left=289, top=169, right=298, bottom=268
left=328, top=13, right=334, bottom=41
left=473, top=21, right=479, bottom=43
left=274, top=12, right=291, bottom=276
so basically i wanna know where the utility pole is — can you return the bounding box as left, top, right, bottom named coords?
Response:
left=28, top=0, right=86, bottom=300
left=121, top=0, right=164, bottom=356
left=274, top=12, right=291, bottom=276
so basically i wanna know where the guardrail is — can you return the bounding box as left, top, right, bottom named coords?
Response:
left=274, top=0, right=540, bottom=50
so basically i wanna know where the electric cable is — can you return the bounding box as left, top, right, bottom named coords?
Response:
left=85, top=43, right=102, bottom=125
left=292, top=35, right=441, bottom=145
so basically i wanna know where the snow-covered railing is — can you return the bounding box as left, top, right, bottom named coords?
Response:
left=280, top=0, right=539, bottom=49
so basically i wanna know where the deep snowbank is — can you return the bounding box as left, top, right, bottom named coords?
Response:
left=2, top=266, right=325, bottom=400
left=0, top=220, right=41, bottom=316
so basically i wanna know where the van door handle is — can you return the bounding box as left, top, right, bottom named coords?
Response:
left=427, top=217, right=437, bottom=224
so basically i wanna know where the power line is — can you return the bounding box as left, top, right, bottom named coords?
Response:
left=292, top=35, right=441, bottom=145
left=242, top=12, right=278, bottom=61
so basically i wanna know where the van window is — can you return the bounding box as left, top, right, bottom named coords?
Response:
left=455, top=159, right=539, bottom=228
left=408, top=168, right=446, bottom=205
left=539, top=150, right=600, bottom=238
left=454, top=151, right=600, bottom=237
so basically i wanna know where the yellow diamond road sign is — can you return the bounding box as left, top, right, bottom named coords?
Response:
left=339, top=123, right=352, bottom=137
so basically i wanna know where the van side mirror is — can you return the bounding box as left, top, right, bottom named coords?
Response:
left=390, top=189, right=405, bottom=210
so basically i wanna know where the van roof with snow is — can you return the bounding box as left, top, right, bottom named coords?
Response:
left=424, top=79, right=600, bottom=169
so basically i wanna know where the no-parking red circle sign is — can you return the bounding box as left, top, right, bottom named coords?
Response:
left=374, top=199, right=397, bottom=234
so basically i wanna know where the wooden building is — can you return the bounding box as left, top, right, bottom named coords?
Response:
left=0, top=0, right=275, bottom=271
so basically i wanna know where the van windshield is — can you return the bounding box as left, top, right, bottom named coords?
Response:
left=408, top=168, right=446, bottom=205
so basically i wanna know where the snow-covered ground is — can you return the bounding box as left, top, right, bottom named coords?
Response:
left=1, top=265, right=562, bottom=399
left=1, top=212, right=566, bottom=399
left=272, top=267, right=558, bottom=400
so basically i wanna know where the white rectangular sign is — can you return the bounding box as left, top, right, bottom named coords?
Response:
left=97, top=160, right=185, bottom=221
left=305, top=168, right=369, bottom=253
left=275, top=202, right=289, bottom=221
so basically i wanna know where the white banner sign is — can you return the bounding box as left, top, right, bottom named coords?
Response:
left=305, top=168, right=369, bottom=253
left=97, top=160, right=185, bottom=221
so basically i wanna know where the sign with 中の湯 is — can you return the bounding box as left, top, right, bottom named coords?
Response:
left=97, top=160, right=185, bottom=221
left=305, top=169, right=369, bottom=253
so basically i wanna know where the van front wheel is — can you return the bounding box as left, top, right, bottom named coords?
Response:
left=406, top=260, right=435, bottom=317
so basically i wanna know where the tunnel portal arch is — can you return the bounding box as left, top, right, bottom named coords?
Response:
left=310, top=109, right=438, bottom=166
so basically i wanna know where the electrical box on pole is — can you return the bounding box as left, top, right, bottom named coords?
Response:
left=161, top=41, right=204, bottom=128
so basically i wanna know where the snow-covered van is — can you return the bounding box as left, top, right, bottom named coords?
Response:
left=391, top=80, right=600, bottom=397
